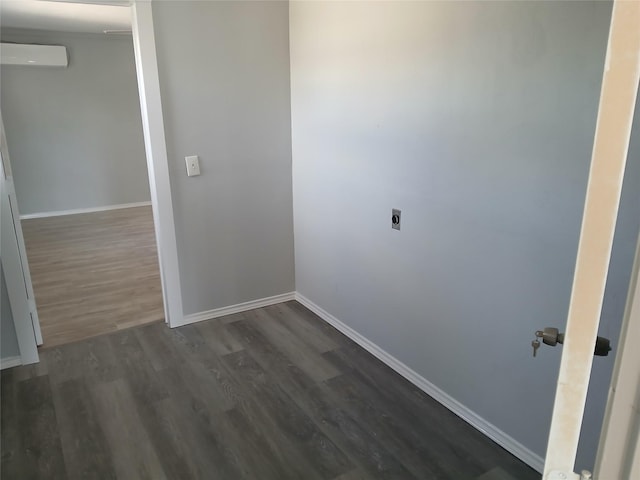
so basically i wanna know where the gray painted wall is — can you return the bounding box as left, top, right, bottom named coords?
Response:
left=1, top=264, right=20, bottom=361
left=291, top=0, right=637, bottom=471
left=1, top=29, right=150, bottom=215
left=152, top=1, right=295, bottom=315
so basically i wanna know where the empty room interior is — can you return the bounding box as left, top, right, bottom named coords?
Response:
left=1, top=1, right=639, bottom=479
left=1, top=17, right=164, bottom=348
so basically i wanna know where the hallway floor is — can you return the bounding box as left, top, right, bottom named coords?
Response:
left=21, top=206, right=164, bottom=347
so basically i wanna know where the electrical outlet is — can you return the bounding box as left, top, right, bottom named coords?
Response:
left=392, top=208, right=401, bottom=230
left=185, top=155, right=200, bottom=176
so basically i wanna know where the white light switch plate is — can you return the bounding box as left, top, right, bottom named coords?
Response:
left=185, top=155, right=200, bottom=176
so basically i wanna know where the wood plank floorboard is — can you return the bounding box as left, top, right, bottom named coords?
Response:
left=15, top=375, right=67, bottom=479
left=21, top=206, right=164, bottom=348
left=1, top=302, right=540, bottom=480
left=51, top=378, right=117, bottom=480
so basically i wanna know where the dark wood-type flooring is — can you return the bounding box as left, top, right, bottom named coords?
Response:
left=1, top=301, right=539, bottom=480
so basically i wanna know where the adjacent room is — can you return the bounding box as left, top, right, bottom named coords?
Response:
left=1, top=6, right=163, bottom=347
left=1, top=1, right=639, bottom=479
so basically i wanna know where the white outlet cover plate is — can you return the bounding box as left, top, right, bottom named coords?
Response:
left=185, top=155, right=200, bottom=176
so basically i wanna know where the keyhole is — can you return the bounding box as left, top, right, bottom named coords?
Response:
left=391, top=209, right=401, bottom=230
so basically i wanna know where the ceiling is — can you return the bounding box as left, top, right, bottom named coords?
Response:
left=0, top=0, right=132, bottom=34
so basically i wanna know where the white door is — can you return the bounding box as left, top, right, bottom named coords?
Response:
left=1, top=113, right=42, bottom=366
left=542, top=1, right=640, bottom=478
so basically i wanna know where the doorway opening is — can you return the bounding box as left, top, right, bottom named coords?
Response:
left=1, top=2, right=165, bottom=348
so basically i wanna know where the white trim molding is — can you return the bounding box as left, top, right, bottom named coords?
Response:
left=19, top=201, right=152, bottom=220
left=295, top=292, right=545, bottom=474
left=0, top=356, right=22, bottom=370
left=1, top=115, right=39, bottom=366
left=177, top=292, right=296, bottom=328
left=131, top=0, right=184, bottom=328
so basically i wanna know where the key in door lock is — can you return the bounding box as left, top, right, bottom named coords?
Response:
left=531, top=328, right=612, bottom=357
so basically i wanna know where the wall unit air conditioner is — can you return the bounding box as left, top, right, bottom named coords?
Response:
left=1, top=43, right=68, bottom=67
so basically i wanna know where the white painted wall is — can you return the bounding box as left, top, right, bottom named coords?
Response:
left=151, top=1, right=294, bottom=315
left=290, top=0, right=637, bottom=471
left=0, top=29, right=150, bottom=215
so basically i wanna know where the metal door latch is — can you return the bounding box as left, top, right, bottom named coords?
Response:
left=532, top=327, right=612, bottom=357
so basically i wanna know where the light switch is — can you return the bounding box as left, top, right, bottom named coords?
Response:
left=185, top=155, right=200, bottom=176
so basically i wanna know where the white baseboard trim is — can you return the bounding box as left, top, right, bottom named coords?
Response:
left=294, top=293, right=545, bottom=474
left=1, top=356, right=22, bottom=370
left=176, top=292, right=297, bottom=328
left=20, top=201, right=152, bottom=220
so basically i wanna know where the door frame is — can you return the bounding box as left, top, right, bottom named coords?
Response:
left=1, top=115, right=39, bottom=365
left=543, top=0, right=640, bottom=477
left=595, top=235, right=640, bottom=479
left=131, top=0, right=183, bottom=328
left=0, top=115, right=42, bottom=348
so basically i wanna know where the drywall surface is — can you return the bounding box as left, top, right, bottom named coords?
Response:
left=0, top=29, right=150, bottom=215
left=1, top=265, right=20, bottom=361
left=152, top=1, right=294, bottom=314
left=290, top=0, right=629, bottom=471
